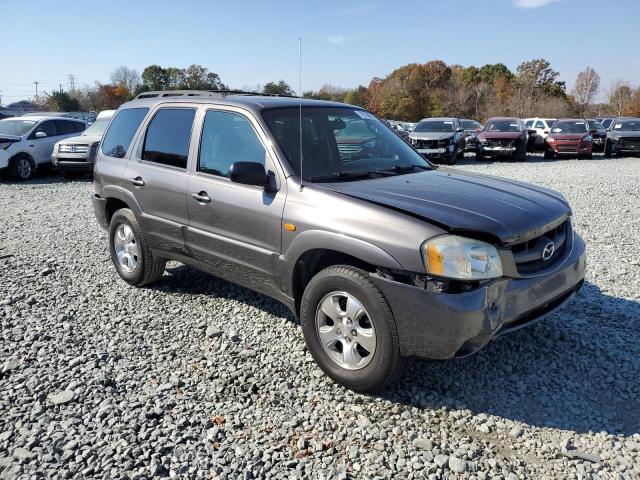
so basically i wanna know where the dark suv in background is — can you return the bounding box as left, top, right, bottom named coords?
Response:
left=408, top=117, right=466, bottom=165
left=604, top=117, right=640, bottom=156
left=92, top=91, right=586, bottom=392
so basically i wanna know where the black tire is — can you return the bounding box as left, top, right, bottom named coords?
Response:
left=456, top=147, right=464, bottom=161
left=604, top=141, right=614, bottom=157
left=582, top=152, right=593, bottom=160
left=300, top=265, right=403, bottom=393
left=474, top=148, right=484, bottom=162
left=446, top=152, right=457, bottom=165
left=108, top=208, right=166, bottom=286
left=8, top=154, right=35, bottom=181
left=543, top=149, right=555, bottom=160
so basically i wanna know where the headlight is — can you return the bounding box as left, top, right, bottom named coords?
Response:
left=410, top=138, right=417, bottom=146
left=582, top=135, right=592, bottom=142
left=363, top=139, right=375, bottom=149
left=480, top=138, right=488, bottom=145
left=0, top=142, right=12, bottom=150
left=423, top=235, right=503, bottom=280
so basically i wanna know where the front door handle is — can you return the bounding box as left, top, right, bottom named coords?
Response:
left=131, top=177, right=145, bottom=187
left=191, top=191, right=211, bottom=203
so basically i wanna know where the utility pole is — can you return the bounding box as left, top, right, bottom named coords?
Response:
left=0, top=91, right=3, bottom=107
left=59, top=83, right=63, bottom=93
left=33, top=81, right=39, bottom=102
left=68, top=74, right=76, bottom=92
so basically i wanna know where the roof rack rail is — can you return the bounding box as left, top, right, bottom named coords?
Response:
left=134, top=89, right=298, bottom=100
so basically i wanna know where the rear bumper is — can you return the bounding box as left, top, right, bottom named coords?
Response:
left=373, top=234, right=586, bottom=359
left=91, top=194, right=109, bottom=229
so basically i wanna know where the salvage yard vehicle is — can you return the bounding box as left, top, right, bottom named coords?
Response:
left=586, top=119, right=606, bottom=151
left=604, top=117, right=640, bottom=157
left=0, top=116, right=86, bottom=180
left=475, top=117, right=530, bottom=161
left=524, top=117, right=557, bottom=149
left=52, top=110, right=115, bottom=178
left=408, top=117, right=465, bottom=165
left=544, top=119, right=594, bottom=159
left=460, top=118, right=483, bottom=151
left=92, top=91, right=586, bottom=392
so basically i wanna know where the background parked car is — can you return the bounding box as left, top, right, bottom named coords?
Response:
left=586, top=119, right=606, bottom=151
left=460, top=118, right=483, bottom=151
left=0, top=116, right=86, bottom=180
left=524, top=117, right=557, bottom=149
left=408, top=117, right=465, bottom=164
left=544, top=119, right=593, bottom=159
left=52, top=110, right=115, bottom=178
left=604, top=117, right=640, bottom=157
left=476, top=117, right=529, bottom=161
left=599, top=118, right=615, bottom=130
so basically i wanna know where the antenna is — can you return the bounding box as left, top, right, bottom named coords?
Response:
left=298, top=36, right=304, bottom=191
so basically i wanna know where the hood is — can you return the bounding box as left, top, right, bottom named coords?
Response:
left=480, top=131, right=523, bottom=140
left=317, top=169, right=570, bottom=244
left=409, top=132, right=455, bottom=141
left=548, top=133, right=587, bottom=141
left=56, top=134, right=101, bottom=145
left=609, top=130, right=640, bottom=138
left=0, top=135, right=21, bottom=143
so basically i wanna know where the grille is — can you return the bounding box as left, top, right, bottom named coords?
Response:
left=621, top=138, right=640, bottom=149
left=416, top=139, right=439, bottom=149
left=487, top=139, right=514, bottom=148
left=58, top=144, right=88, bottom=154
left=511, top=220, right=569, bottom=274
left=337, top=143, right=363, bottom=154
left=557, top=141, right=579, bottom=152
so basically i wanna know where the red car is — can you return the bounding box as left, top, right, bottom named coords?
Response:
left=475, top=117, right=529, bottom=161
left=544, top=119, right=594, bottom=159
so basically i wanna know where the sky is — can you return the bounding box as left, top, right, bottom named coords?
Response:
left=2, top=0, right=639, bottom=105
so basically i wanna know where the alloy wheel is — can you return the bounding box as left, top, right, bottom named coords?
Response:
left=113, top=224, right=139, bottom=273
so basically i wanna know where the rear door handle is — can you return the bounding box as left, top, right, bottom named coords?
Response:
left=191, top=191, right=211, bottom=203
left=131, top=177, right=145, bottom=187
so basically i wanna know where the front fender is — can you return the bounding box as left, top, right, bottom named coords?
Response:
left=277, top=229, right=404, bottom=295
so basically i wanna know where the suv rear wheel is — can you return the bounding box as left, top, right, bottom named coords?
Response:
left=108, top=208, right=166, bottom=286
left=300, top=265, right=403, bottom=392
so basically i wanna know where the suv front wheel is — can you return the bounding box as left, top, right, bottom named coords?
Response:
left=300, top=265, right=403, bottom=392
left=108, top=208, right=166, bottom=286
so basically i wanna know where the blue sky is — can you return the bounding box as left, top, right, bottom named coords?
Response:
left=2, top=0, right=639, bottom=104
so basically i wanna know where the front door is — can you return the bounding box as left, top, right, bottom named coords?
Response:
left=124, top=106, right=197, bottom=253
left=30, top=120, right=58, bottom=164
left=185, top=108, right=286, bottom=294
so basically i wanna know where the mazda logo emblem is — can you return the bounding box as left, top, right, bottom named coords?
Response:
left=542, top=242, right=555, bottom=261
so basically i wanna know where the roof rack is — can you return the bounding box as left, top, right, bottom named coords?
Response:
left=133, top=89, right=297, bottom=100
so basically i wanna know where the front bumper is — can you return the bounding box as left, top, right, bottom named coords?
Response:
left=0, top=149, right=10, bottom=169
left=91, top=194, right=109, bottom=229
left=549, top=144, right=592, bottom=155
left=480, top=145, right=516, bottom=156
left=52, top=151, right=95, bottom=171
left=373, top=234, right=586, bottom=359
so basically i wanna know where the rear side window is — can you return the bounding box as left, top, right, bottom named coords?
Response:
left=534, top=120, right=545, bottom=129
left=55, top=120, right=77, bottom=135
left=73, top=121, right=86, bottom=132
left=142, top=108, right=196, bottom=169
left=198, top=110, right=266, bottom=178
left=101, top=108, right=149, bottom=158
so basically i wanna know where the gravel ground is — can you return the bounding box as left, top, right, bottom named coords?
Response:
left=0, top=154, right=639, bottom=480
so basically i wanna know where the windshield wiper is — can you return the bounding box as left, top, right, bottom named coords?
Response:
left=377, top=164, right=431, bottom=174
left=308, top=170, right=394, bottom=183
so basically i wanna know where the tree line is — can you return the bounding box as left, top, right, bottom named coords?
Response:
left=37, top=60, right=640, bottom=121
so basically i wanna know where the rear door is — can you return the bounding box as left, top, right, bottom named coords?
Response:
left=124, top=105, right=198, bottom=253
left=185, top=107, right=286, bottom=294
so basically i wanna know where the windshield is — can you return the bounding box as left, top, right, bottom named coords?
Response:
left=601, top=119, right=613, bottom=129
left=0, top=119, right=37, bottom=137
left=262, top=107, right=431, bottom=182
left=551, top=121, right=588, bottom=133
left=612, top=119, right=640, bottom=131
left=460, top=120, right=481, bottom=130
left=414, top=120, right=455, bottom=133
left=545, top=119, right=557, bottom=128
left=82, top=117, right=111, bottom=137
left=485, top=119, right=522, bottom=133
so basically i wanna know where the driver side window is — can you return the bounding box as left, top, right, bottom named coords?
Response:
left=31, top=120, right=56, bottom=139
left=198, top=110, right=266, bottom=178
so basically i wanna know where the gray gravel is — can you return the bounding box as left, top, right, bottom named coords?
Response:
left=1, top=154, right=639, bottom=479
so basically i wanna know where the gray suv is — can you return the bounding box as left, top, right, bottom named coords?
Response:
left=92, top=91, right=586, bottom=392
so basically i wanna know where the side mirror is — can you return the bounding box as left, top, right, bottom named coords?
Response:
left=35, top=131, right=47, bottom=138
left=456, top=128, right=464, bottom=133
left=229, top=161, right=269, bottom=188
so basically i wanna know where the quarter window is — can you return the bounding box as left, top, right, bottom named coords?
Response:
left=54, top=120, right=77, bottom=135
left=142, top=108, right=196, bottom=169
left=198, top=110, right=266, bottom=177
left=101, top=108, right=149, bottom=158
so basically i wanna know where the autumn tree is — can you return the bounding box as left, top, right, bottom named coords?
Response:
left=110, top=66, right=140, bottom=94
left=45, top=91, right=81, bottom=112
left=572, top=67, right=600, bottom=117
left=608, top=79, right=633, bottom=116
